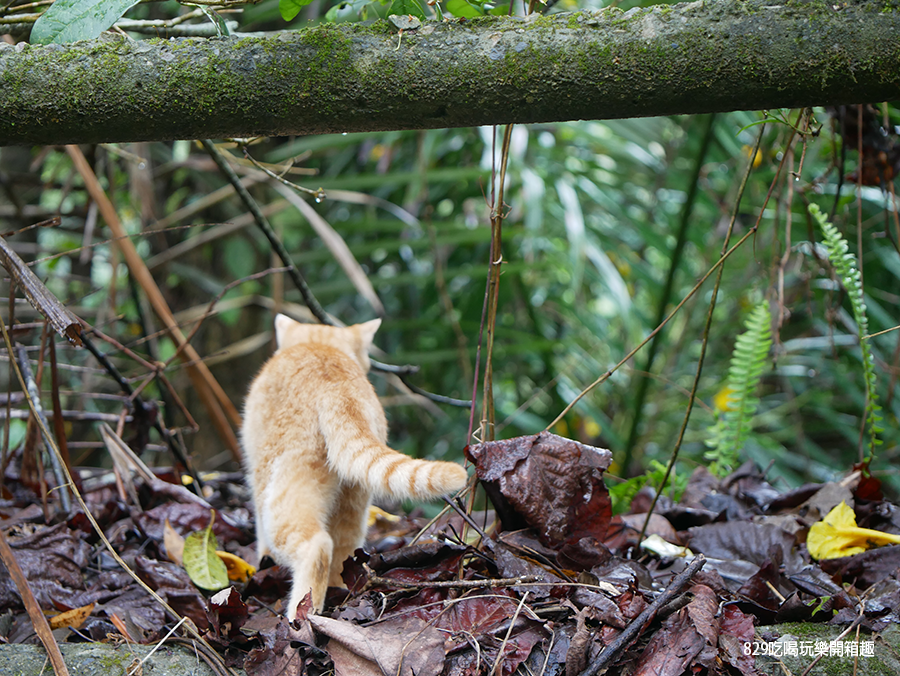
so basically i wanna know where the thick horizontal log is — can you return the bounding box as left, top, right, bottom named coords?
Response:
left=1, top=0, right=899, bottom=145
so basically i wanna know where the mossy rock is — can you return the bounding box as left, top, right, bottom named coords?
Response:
left=1, top=623, right=899, bottom=675
left=0, top=642, right=241, bottom=676
left=754, top=623, right=900, bottom=676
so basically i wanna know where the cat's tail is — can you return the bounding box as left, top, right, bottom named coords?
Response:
left=322, top=408, right=468, bottom=501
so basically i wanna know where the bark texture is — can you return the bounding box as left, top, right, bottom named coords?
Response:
left=1, top=0, right=899, bottom=145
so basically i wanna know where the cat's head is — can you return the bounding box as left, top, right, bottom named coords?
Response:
left=274, top=314, right=381, bottom=372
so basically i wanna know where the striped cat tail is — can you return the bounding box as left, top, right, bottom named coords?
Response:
left=319, top=398, right=468, bottom=501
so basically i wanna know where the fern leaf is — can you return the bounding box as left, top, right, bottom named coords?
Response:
left=808, top=204, right=882, bottom=460
left=706, top=302, right=772, bottom=476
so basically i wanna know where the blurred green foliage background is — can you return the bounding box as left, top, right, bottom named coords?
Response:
left=1, top=0, right=899, bottom=501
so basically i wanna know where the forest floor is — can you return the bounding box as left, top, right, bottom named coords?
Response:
left=1, top=432, right=900, bottom=676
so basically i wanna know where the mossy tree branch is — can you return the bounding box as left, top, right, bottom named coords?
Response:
left=1, top=0, right=900, bottom=145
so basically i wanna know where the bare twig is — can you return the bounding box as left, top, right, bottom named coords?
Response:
left=0, top=528, right=70, bottom=676
left=201, top=139, right=333, bottom=325
left=546, top=223, right=762, bottom=431
left=367, top=568, right=540, bottom=590
left=127, top=617, right=187, bottom=676
left=443, top=495, right=488, bottom=540
left=47, top=332, right=71, bottom=473
left=489, top=591, right=528, bottom=676
left=79, top=332, right=203, bottom=490
left=115, top=17, right=238, bottom=36
left=639, top=118, right=785, bottom=545
left=0, top=233, right=82, bottom=346
left=2, top=283, right=14, bottom=475
left=202, top=139, right=470, bottom=405
left=577, top=555, right=707, bottom=676
left=14, top=345, right=71, bottom=512
left=269, top=179, right=385, bottom=316
left=482, top=124, right=514, bottom=442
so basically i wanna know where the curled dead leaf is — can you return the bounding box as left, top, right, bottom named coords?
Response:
left=467, top=432, right=612, bottom=548
left=807, top=500, right=900, bottom=560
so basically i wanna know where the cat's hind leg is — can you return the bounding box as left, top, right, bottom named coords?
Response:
left=282, top=529, right=333, bottom=618
left=262, top=458, right=338, bottom=617
left=326, top=484, right=371, bottom=588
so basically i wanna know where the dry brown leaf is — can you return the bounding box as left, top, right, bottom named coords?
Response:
left=164, top=518, right=185, bottom=565
left=310, top=614, right=444, bottom=676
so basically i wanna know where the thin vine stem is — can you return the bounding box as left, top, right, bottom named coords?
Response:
left=481, top=124, right=514, bottom=442
left=621, top=113, right=716, bottom=472
left=639, top=111, right=802, bottom=544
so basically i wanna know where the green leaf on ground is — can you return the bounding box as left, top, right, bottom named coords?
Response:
left=183, top=514, right=229, bottom=591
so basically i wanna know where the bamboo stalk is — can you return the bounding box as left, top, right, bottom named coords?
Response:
left=65, top=145, right=242, bottom=459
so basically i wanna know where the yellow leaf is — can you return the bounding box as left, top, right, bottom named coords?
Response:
left=367, top=505, right=401, bottom=528
left=807, top=501, right=900, bottom=560
left=48, top=603, right=94, bottom=630
left=216, top=550, right=256, bottom=583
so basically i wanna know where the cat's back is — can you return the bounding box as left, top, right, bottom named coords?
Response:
left=242, top=317, right=384, bottom=466
left=250, top=340, right=363, bottom=400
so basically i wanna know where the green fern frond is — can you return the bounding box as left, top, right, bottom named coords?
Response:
left=609, top=460, right=686, bottom=514
left=809, top=204, right=883, bottom=460
left=705, top=302, right=772, bottom=476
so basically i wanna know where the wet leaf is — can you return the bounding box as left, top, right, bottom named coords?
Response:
left=807, top=500, right=900, bottom=560
left=243, top=614, right=314, bottom=676
left=718, top=605, right=756, bottom=675
left=632, top=585, right=718, bottom=676
left=818, top=543, right=900, bottom=589
left=243, top=565, right=292, bottom=605
left=369, top=541, right=466, bottom=584
left=0, top=523, right=90, bottom=610
left=184, top=516, right=229, bottom=591
left=688, top=521, right=797, bottom=568
left=392, top=587, right=548, bottom=674
left=135, top=501, right=248, bottom=545
left=133, top=556, right=210, bottom=630
left=207, top=586, right=249, bottom=640
left=467, top=432, right=612, bottom=548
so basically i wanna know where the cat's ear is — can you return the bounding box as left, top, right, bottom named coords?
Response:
left=274, top=313, right=296, bottom=348
left=357, top=318, right=381, bottom=349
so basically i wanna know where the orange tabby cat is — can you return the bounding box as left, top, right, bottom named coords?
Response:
left=242, top=314, right=468, bottom=618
